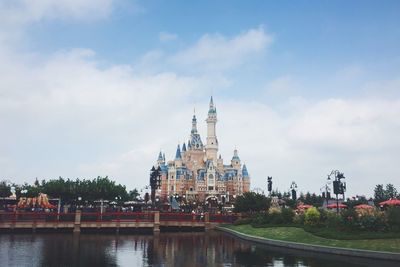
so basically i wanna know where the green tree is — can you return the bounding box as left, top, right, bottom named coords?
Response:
left=234, top=192, right=270, bottom=213
left=374, top=184, right=386, bottom=205
left=0, top=181, right=12, bottom=197
left=128, top=189, right=140, bottom=201
left=385, top=184, right=398, bottom=199
left=304, top=207, right=320, bottom=226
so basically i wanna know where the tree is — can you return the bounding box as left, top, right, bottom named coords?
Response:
left=234, top=192, right=270, bottom=213
left=0, top=181, right=12, bottom=197
left=128, top=189, right=139, bottom=201
left=385, top=184, right=398, bottom=199
left=374, top=184, right=386, bottom=205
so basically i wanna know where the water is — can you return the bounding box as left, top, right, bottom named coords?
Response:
left=0, top=231, right=397, bottom=267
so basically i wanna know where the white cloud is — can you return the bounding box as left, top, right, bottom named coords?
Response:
left=159, top=32, right=177, bottom=42
left=0, top=5, right=398, bottom=199
left=0, top=0, right=114, bottom=24
left=172, top=26, right=273, bottom=71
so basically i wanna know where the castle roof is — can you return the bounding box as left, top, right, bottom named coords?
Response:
left=175, top=144, right=182, bottom=160
left=232, top=148, right=240, bottom=161
left=242, top=164, right=249, bottom=178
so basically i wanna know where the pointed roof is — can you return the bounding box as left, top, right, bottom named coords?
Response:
left=208, top=96, right=216, bottom=114
left=242, top=164, right=249, bottom=177
left=158, top=151, right=163, bottom=161
left=182, top=142, right=187, bottom=152
left=191, top=113, right=198, bottom=134
left=232, top=148, right=240, bottom=161
left=175, top=144, right=182, bottom=159
left=163, top=153, right=166, bottom=162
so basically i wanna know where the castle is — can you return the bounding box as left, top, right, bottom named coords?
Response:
left=155, top=97, right=250, bottom=203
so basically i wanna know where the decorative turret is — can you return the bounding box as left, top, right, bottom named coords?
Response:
left=157, top=151, right=164, bottom=165
left=189, top=112, right=204, bottom=150
left=231, top=148, right=241, bottom=169
left=175, top=144, right=182, bottom=160
left=242, top=164, right=249, bottom=178
left=175, top=144, right=182, bottom=167
left=206, top=96, right=218, bottom=161
left=182, top=142, right=187, bottom=152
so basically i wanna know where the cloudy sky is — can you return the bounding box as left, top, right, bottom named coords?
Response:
left=1, top=0, right=399, bottom=197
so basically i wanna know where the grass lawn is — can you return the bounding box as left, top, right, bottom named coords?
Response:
left=225, top=224, right=400, bottom=253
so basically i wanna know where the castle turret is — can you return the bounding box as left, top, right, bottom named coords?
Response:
left=231, top=148, right=241, bottom=169
left=175, top=144, right=182, bottom=167
left=189, top=112, right=204, bottom=150
left=157, top=151, right=164, bottom=165
left=206, top=96, right=218, bottom=161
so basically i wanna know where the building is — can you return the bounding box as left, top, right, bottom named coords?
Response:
left=156, top=97, right=250, bottom=203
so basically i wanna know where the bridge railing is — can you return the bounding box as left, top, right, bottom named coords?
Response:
left=0, top=212, right=75, bottom=223
left=0, top=211, right=238, bottom=224
left=209, top=214, right=238, bottom=223
left=160, top=212, right=205, bottom=222
left=80, top=212, right=154, bottom=223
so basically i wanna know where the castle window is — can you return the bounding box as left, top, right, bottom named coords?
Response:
left=208, top=186, right=214, bottom=191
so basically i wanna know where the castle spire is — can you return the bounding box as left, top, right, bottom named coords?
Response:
left=191, top=111, right=198, bottom=134
left=175, top=144, right=182, bottom=160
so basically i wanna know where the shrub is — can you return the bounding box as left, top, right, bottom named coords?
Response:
left=358, top=213, right=386, bottom=231
left=233, top=217, right=253, bottom=226
left=304, top=207, right=320, bottom=226
left=325, top=211, right=342, bottom=229
left=340, top=208, right=358, bottom=230
left=281, top=208, right=295, bottom=224
left=387, top=207, right=400, bottom=232
left=293, top=213, right=305, bottom=225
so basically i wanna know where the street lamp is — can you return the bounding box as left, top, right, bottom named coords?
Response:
left=290, top=181, right=297, bottom=200
left=328, top=170, right=346, bottom=214
left=267, top=177, right=273, bottom=196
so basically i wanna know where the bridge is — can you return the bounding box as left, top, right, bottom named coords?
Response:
left=0, top=211, right=239, bottom=233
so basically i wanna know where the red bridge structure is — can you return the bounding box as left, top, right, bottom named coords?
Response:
left=0, top=211, right=239, bottom=233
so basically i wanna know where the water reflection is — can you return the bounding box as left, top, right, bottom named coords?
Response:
left=0, top=231, right=398, bottom=267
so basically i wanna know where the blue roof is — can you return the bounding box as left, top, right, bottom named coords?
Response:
left=232, top=149, right=240, bottom=161
left=175, top=144, right=182, bottom=159
left=242, top=164, right=249, bottom=178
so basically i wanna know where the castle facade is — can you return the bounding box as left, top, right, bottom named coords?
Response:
left=156, top=97, right=250, bottom=203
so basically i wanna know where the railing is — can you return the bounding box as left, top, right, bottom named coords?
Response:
left=80, top=212, right=154, bottom=223
left=209, top=214, right=237, bottom=223
left=160, top=212, right=205, bottom=222
left=0, top=212, right=75, bottom=223
left=0, top=211, right=238, bottom=224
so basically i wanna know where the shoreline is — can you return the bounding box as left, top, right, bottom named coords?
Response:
left=216, top=226, right=400, bottom=262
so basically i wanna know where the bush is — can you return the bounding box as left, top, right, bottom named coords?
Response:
left=325, top=211, right=341, bottom=229
left=358, top=213, right=386, bottom=231
left=233, top=217, right=253, bottom=226
left=293, top=213, right=305, bottom=225
left=281, top=208, right=295, bottom=224
left=340, top=208, right=358, bottom=230
left=387, top=207, right=400, bottom=232
left=304, top=207, right=320, bottom=226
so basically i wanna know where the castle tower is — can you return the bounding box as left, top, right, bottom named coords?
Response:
left=231, top=148, right=241, bottom=170
left=189, top=113, right=203, bottom=150
left=175, top=144, right=182, bottom=167
left=206, top=96, right=218, bottom=162
left=157, top=151, right=163, bottom=165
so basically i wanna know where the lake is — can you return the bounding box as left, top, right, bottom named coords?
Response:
left=0, top=231, right=397, bottom=267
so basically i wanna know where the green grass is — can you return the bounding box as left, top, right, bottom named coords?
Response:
left=225, top=224, right=400, bottom=253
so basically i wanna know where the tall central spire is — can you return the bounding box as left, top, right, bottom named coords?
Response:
left=206, top=96, right=218, bottom=161
left=191, top=111, right=198, bottom=134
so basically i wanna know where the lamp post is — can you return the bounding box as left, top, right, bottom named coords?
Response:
left=267, top=177, right=272, bottom=196
left=290, top=181, right=297, bottom=201
left=328, top=170, right=346, bottom=214
left=150, top=166, right=162, bottom=209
